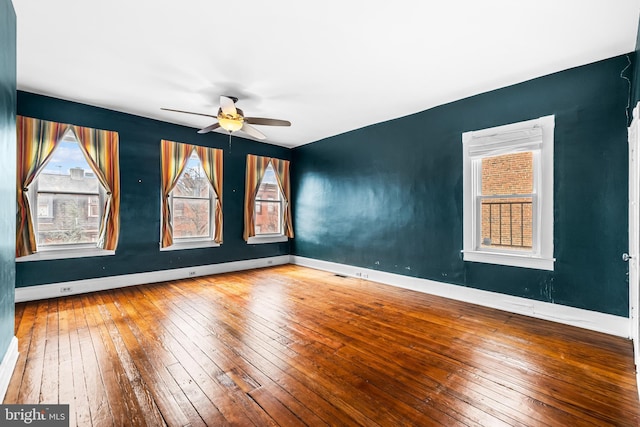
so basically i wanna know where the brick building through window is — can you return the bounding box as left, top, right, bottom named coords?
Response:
left=255, top=182, right=282, bottom=234
left=480, top=152, right=533, bottom=250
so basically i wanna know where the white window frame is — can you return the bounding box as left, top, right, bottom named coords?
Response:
left=249, top=197, right=287, bottom=244
left=248, top=167, right=287, bottom=245
left=164, top=188, right=217, bottom=250
left=462, top=115, right=555, bottom=271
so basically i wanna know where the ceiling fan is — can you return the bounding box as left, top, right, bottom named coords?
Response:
left=161, top=96, right=291, bottom=140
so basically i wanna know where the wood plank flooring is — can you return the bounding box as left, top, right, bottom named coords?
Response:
left=5, top=264, right=640, bottom=426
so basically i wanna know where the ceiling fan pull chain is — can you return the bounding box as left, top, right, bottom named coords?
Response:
left=229, top=132, right=232, bottom=150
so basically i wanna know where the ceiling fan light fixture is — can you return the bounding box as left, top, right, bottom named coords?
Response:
left=218, top=115, right=244, bottom=132
left=217, top=106, right=244, bottom=132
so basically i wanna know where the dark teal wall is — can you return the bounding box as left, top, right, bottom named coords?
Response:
left=0, top=0, right=16, bottom=358
left=633, top=18, right=640, bottom=110
left=292, top=55, right=631, bottom=317
left=16, top=91, right=290, bottom=287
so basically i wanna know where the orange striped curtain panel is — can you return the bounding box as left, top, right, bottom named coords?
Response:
left=160, top=140, right=194, bottom=248
left=16, top=116, right=68, bottom=256
left=16, top=116, right=121, bottom=256
left=243, top=154, right=294, bottom=241
left=72, top=125, right=121, bottom=251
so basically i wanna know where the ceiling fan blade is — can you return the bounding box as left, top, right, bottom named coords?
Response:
left=197, top=122, right=221, bottom=134
left=240, top=123, right=266, bottom=140
left=245, top=117, right=291, bottom=127
left=220, top=96, right=237, bottom=116
left=161, top=107, right=217, bottom=119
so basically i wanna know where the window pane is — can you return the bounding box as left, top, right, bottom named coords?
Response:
left=173, top=153, right=210, bottom=198
left=255, top=163, right=283, bottom=235
left=170, top=151, right=214, bottom=242
left=481, top=152, right=533, bottom=196
left=255, top=201, right=281, bottom=234
left=36, top=193, right=101, bottom=245
left=480, top=197, right=533, bottom=250
left=36, top=134, right=102, bottom=247
left=479, top=151, right=534, bottom=250
left=172, top=198, right=210, bottom=238
left=256, top=166, right=281, bottom=201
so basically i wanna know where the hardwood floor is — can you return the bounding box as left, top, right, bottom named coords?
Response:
left=5, top=264, right=640, bottom=426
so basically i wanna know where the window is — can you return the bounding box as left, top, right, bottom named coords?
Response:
left=170, top=150, right=215, bottom=244
left=88, top=195, right=100, bottom=217
left=462, top=115, right=554, bottom=270
left=37, top=194, right=53, bottom=220
left=243, top=154, right=293, bottom=243
left=16, top=116, right=120, bottom=260
left=31, top=133, right=104, bottom=250
left=254, top=163, right=284, bottom=236
left=160, top=140, right=223, bottom=250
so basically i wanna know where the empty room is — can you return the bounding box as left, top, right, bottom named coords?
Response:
left=2, top=1, right=640, bottom=426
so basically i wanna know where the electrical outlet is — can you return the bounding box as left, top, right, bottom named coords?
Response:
left=188, top=271, right=196, bottom=277
left=355, top=272, right=362, bottom=277
left=362, top=274, right=369, bottom=279
left=60, top=287, right=72, bottom=294
left=267, top=260, right=273, bottom=265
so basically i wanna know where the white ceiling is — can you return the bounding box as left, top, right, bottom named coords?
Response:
left=12, top=1, right=640, bottom=148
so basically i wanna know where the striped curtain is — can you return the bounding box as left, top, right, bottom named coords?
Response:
left=71, top=125, right=120, bottom=250
left=194, top=146, right=223, bottom=243
left=270, top=158, right=294, bottom=238
left=16, top=116, right=69, bottom=257
left=243, top=154, right=271, bottom=241
left=160, top=140, right=193, bottom=248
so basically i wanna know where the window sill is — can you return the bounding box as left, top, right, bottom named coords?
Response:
left=462, top=250, right=555, bottom=271
left=160, top=241, right=220, bottom=251
left=16, top=247, right=115, bottom=262
left=247, top=235, right=288, bottom=245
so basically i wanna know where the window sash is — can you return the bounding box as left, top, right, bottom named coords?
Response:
left=32, top=185, right=104, bottom=250
left=254, top=174, right=285, bottom=236
left=33, top=192, right=103, bottom=252
left=254, top=199, right=283, bottom=235
left=471, top=148, right=541, bottom=256
left=170, top=190, right=216, bottom=242
left=475, top=194, right=537, bottom=254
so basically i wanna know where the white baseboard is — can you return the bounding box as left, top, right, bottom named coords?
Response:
left=290, top=256, right=630, bottom=338
left=0, top=336, right=18, bottom=402
left=15, top=255, right=290, bottom=303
